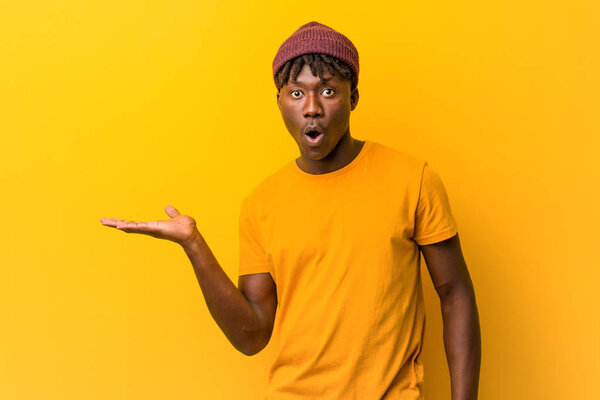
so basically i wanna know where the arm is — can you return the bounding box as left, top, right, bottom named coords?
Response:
left=420, top=233, right=481, bottom=400
left=183, top=233, right=277, bottom=356
left=100, top=205, right=277, bottom=356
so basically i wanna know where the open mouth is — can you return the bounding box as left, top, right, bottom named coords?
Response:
left=304, top=130, right=324, bottom=146
left=303, top=125, right=325, bottom=146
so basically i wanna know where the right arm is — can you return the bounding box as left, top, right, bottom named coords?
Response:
left=182, top=231, right=277, bottom=356
left=100, top=205, right=277, bottom=356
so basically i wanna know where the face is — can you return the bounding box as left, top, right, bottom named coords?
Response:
left=277, top=64, right=359, bottom=161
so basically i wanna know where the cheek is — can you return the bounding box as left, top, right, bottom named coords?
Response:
left=329, top=103, right=351, bottom=128
left=280, top=107, right=302, bottom=134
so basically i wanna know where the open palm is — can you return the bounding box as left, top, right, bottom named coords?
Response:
left=100, top=205, right=198, bottom=247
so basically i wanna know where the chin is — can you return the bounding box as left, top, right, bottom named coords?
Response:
left=303, top=146, right=331, bottom=161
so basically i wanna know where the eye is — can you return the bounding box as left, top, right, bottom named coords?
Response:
left=322, top=88, right=335, bottom=96
left=290, top=90, right=302, bottom=98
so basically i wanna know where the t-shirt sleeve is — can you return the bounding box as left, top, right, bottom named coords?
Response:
left=238, top=195, right=271, bottom=276
left=412, top=162, right=459, bottom=246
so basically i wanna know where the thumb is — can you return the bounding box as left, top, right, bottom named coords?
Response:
left=165, top=205, right=180, bottom=218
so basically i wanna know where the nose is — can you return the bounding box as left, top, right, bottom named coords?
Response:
left=303, top=92, right=323, bottom=118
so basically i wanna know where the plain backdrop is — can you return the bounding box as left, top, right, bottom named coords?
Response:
left=1, top=1, right=598, bottom=399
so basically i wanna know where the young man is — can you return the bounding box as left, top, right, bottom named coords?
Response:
left=100, top=21, right=481, bottom=400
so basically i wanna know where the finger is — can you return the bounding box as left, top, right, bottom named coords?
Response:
left=116, top=221, right=151, bottom=232
left=165, top=205, right=180, bottom=218
left=100, top=218, right=127, bottom=227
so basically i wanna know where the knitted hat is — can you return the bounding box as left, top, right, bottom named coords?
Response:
left=272, top=21, right=359, bottom=89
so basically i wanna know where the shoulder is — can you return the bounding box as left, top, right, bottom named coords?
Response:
left=241, top=161, right=295, bottom=211
left=366, top=140, right=427, bottom=176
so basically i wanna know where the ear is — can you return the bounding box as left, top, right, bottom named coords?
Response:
left=277, top=90, right=281, bottom=109
left=350, top=87, right=359, bottom=111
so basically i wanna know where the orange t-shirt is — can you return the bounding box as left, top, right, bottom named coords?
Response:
left=238, top=140, right=458, bottom=399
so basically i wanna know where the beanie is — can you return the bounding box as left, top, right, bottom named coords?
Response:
left=272, top=21, right=359, bottom=89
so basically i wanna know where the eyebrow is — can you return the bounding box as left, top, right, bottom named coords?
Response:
left=290, top=76, right=334, bottom=85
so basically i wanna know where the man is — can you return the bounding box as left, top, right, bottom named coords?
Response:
left=100, top=21, right=481, bottom=399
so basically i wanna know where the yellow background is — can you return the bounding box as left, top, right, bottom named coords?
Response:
left=1, top=1, right=598, bottom=399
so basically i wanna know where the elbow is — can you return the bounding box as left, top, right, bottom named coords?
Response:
left=238, top=341, right=267, bottom=357
left=438, top=281, right=476, bottom=305
left=236, top=331, right=271, bottom=357
left=237, top=346, right=257, bottom=357
left=234, top=304, right=275, bottom=356
left=239, top=346, right=262, bottom=357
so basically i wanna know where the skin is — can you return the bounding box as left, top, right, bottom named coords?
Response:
left=99, top=61, right=481, bottom=399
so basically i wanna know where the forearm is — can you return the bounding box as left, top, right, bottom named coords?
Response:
left=440, top=286, right=481, bottom=400
left=180, top=232, right=266, bottom=356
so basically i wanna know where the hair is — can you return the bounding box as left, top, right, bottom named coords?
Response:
left=275, top=53, right=356, bottom=92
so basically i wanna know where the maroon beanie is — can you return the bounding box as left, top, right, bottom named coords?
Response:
left=272, top=21, right=359, bottom=89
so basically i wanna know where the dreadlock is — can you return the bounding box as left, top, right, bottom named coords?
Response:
left=275, top=53, right=356, bottom=92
